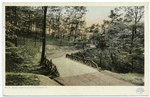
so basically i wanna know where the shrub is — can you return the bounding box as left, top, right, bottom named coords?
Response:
left=6, top=41, right=24, bottom=63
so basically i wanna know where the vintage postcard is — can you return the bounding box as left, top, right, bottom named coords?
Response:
left=2, top=2, right=149, bottom=95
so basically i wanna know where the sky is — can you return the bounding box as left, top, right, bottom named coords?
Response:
left=85, top=6, right=117, bottom=27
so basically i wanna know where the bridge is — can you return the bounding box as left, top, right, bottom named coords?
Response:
left=52, top=57, right=135, bottom=86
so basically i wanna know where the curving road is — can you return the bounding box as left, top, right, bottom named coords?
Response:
left=36, top=45, right=136, bottom=86
left=52, top=58, right=98, bottom=77
left=52, top=57, right=135, bottom=86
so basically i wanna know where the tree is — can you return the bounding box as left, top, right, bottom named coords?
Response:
left=115, top=6, right=144, bottom=72
left=6, top=6, right=21, bottom=46
left=64, top=6, right=87, bottom=41
left=123, top=6, right=144, bottom=72
left=104, top=6, right=144, bottom=73
left=40, top=6, right=48, bottom=65
left=89, top=22, right=107, bottom=67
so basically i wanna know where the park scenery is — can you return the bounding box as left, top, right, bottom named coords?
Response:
left=5, top=6, right=144, bottom=86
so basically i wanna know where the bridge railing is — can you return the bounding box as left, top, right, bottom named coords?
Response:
left=66, top=54, right=101, bottom=72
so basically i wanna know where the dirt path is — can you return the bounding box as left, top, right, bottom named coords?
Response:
left=54, top=72, right=135, bottom=86
left=52, top=57, right=135, bottom=86
left=52, top=58, right=98, bottom=77
left=34, top=45, right=80, bottom=62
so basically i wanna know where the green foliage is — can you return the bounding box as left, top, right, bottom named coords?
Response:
left=6, top=41, right=30, bottom=72
left=73, top=52, right=85, bottom=58
left=6, top=73, right=40, bottom=86
left=6, top=41, right=24, bottom=65
left=46, top=34, right=74, bottom=46
left=6, top=37, right=42, bottom=73
left=87, top=6, right=145, bottom=74
left=5, top=21, right=19, bottom=39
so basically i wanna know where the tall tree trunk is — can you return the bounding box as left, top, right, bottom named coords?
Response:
left=74, top=24, right=78, bottom=42
left=130, top=25, right=136, bottom=73
left=14, top=7, right=17, bottom=47
left=60, top=33, right=62, bottom=46
left=99, top=50, right=102, bottom=67
left=63, top=33, right=65, bottom=39
left=24, top=21, right=27, bottom=45
left=49, top=20, right=51, bottom=36
left=24, top=28, right=26, bottom=45
left=81, top=33, right=83, bottom=40
left=68, top=30, right=72, bottom=41
left=49, top=26, right=50, bottom=35
left=27, top=13, right=30, bottom=38
left=74, top=30, right=76, bottom=42
left=35, top=29, right=37, bottom=47
left=68, top=36, right=70, bottom=41
left=40, top=6, right=47, bottom=65
left=131, top=28, right=134, bottom=73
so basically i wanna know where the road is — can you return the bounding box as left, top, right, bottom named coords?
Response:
left=52, top=57, right=135, bottom=86
left=52, top=58, right=98, bottom=77
left=34, top=45, right=138, bottom=86
left=37, top=45, right=135, bottom=86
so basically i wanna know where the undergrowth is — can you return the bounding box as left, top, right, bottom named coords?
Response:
left=6, top=73, right=40, bottom=86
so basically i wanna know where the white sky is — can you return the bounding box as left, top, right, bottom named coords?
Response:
left=85, top=6, right=117, bottom=27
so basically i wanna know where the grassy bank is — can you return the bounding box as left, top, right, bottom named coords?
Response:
left=6, top=34, right=74, bottom=85
left=102, top=70, right=144, bottom=86
left=6, top=73, right=40, bottom=86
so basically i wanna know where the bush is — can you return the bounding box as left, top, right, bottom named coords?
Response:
left=6, top=41, right=24, bottom=63
left=73, top=52, right=85, bottom=58
left=6, top=41, right=24, bottom=72
left=72, top=49, right=144, bottom=74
